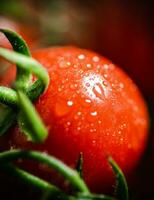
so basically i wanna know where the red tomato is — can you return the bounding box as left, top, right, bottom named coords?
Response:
left=2, top=47, right=149, bottom=193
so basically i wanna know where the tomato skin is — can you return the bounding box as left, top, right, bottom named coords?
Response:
left=2, top=47, right=149, bottom=193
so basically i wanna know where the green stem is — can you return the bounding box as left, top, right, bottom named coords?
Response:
left=17, top=91, right=48, bottom=143
left=0, top=28, right=31, bottom=91
left=108, top=157, right=128, bottom=200
left=0, top=81, right=45, bottom=108
left=27, top=79, right=45, bottom=102
left=0, top=47, right=49, bottom=90
left=0, top=87, right=17, bottom=107
left=0, top=150, right=90, bottom=194
left=0, top=163, right=57, bottom=192
left=77, top=193, right=117, bottom=200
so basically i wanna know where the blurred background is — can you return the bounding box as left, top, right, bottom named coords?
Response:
left=0, top=0, right=154, bottom=199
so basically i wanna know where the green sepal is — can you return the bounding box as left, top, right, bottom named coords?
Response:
left=0, top=28, right=30, bottom=56
left=108, top=157, right=128, bottom=200
left=17, top=91, right=48, bottom=143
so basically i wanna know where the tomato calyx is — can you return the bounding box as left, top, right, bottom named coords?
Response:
left=0, top=29, right=49, bottom=142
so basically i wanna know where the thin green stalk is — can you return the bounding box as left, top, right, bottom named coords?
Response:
left=108, top=157, right=128, bottom=200
left=0, top=47, right=49, bottom=90
left=0, top=163, right=57, bottom=192
left=0, top=80, right=46, bottom=108
left=17, top=91, right=48, bottom=143
left=0, top=28, right=31, bottom=91
left=0, top=86, right=17, bottom=107
left=0, top=150, right=90, bottom=194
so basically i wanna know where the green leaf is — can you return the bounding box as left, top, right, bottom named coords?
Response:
left=76, top=152, right=83, bottom=178
left=108, top=157, right=128, bottom=200
left=0, top=47, right=49, bottom=90
left=17, top=91, right=48, bottom=143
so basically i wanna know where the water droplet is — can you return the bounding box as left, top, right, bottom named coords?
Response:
left=77, top=127, right=81, bottom=131
left=90, top=123, right=94, bottom=127
left=82, top=72, right=110, bottom=102
left=59, top=60, right=70, bottom=69
left=58, top=87, right=62, bottom=92
left=92, top=56, right=100, bottom=62
left=118, top=130, right=122, bottom=134
left=98, top=120, right=102, bottom=124
left=91, top=111, right=97, bottom=116
left=103, top=74, right=108, bottom=78
left=119, top=83, right=124, bottom=89
left=77, top=112, right=82, bottom=116
left=85, top=99, right=92, bottom=103
left=67, top=121, right=71, bottom=126
left=67, top=61, right=71, bottom=66
left=78, top=54, right=85, bottom=60
left=67, top=100, right=74, bottom=106
left=104, top=64, right=109, bottom=70
left=86, top=63, right=92, bottom=68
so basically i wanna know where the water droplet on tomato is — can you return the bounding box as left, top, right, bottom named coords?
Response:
left=92, top=56, right=100, bottom=62
left=67, top=100, right=74, bottom=106
left=91, top=111, right=98, bottom=116
left=85, top=99, right=92, bottom=103
left=66, top=121, right=71, bottom=126
left=77, top=111, right=82, bottom=116
left=77, top=127, right=81, bottom=131
left=86, top=63, right=92, bottom=68
left=78, top=54, right=85, bottom=60
left=59, top=60, right=71, bottom=69
left=104, top=64, right=109, bottom=70
left=98, top=120, right=102, bottom=124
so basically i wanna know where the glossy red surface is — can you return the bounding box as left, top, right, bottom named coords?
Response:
left=1, top=47, right=149, bottom=193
